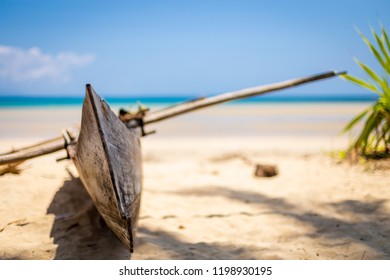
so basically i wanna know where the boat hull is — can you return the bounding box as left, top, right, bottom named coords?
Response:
left=67, top=85, right=142, bottom=252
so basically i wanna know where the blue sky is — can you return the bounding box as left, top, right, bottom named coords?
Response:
left=0, top=0, right=389, bottom=96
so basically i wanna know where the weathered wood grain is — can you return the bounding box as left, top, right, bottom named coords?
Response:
left=67, top=85, right=142, bottom=252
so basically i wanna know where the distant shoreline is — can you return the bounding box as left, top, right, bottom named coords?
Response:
left=0, top=102, right=369, bottom=139
left=0, top=94, right=377, bottom=108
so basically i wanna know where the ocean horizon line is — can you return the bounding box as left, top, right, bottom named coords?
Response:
left=0, top=93, right=378, bottom=108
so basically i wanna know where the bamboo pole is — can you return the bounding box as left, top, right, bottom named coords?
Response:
left=0, top=140, right=66, bottom=165
left=143, top=71, right=345, bottom=124
left=0, top=70, right=345, bottom=165
left=0, top=127, right=79, bottom=165
left=0, top=135, right=64, bottom=156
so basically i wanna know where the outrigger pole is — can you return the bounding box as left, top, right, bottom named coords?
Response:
left=0, top=70, right=345, bottom=166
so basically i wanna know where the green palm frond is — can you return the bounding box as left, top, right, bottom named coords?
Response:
left=355, top=58, right=379, bottom=82
left=340, top=73, right=379, bottom=94
left=342, top=106, right=371, bottom=133
left=382, top=24, right=390, bottom=54
left=359, top=29, right=387, bottom=70
left=372, top=28, right=390, bottom=74
left=342, top=24, right=390, bottom=157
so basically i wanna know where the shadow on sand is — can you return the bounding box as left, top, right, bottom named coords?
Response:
left=47, top=170, right=130, bottom=260
left=47, top=171, right=267, bottom=259
left=47, top=170, right=390, bottom=259
left=172, top=186, right=390, bottom=259
left=134, top=227, right=269, bottom=259
left=47, top=173, right=265, bottom=259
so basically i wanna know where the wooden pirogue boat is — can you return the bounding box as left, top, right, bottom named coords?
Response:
left=66, top=85, right=142, bottom=252
left=0, top=71, right=345, bottom=252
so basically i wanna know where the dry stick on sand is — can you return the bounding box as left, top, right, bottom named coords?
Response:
left=0, top=162, right=24, bottom=176
left=0, top=136, right=64, bottom=156
left=0, top=70, right=345, bottom=166
left=0, top=140, right=67, bottom=165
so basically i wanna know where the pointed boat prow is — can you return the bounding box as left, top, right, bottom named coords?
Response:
left=67, top=85, right=142, bottom=252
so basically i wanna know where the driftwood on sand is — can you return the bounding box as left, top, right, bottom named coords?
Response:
left=254, top=164, right=279, bottom=177
left=0, top=162, right=24, bottom=176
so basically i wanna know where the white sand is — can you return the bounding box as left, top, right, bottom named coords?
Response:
left=1, top=103, right=390, bottom=260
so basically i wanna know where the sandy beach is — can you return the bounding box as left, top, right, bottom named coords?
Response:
left=1, top=103, right=390, bottom=260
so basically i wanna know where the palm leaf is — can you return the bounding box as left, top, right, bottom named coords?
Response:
left=355, top=110, right=381, bottom=151
left=355, top=58, right=383, bottom=86
left=381, top=23, right=390, bottom=54
left=382, top=76, right=390, bottom=98
left=359, top=30, right=387, bottom=70
left=342, top=107, right=370, bottom=133
left=372, top=29, right=390, bottom=74
left=340, top=73, right=380, bottom=94
left=344, top=24, right=390, bottom=156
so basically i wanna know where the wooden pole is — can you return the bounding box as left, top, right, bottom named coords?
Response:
left=143, top=71, right=345, bottom=125
left=0, top=139, right=66, bottom=165
left=0, top=127, right=79, bottom=165
left=0, top=70, right=345, bottom=165
left=0, top=136, right=64, bottom=156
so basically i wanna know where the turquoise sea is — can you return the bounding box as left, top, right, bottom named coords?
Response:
left=0, top=92, right=375, bottom=139
left=0, top=92, right=378, bottom=108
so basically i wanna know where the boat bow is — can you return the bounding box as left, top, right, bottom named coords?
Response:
left=67, top=85, right=142, bottom=252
